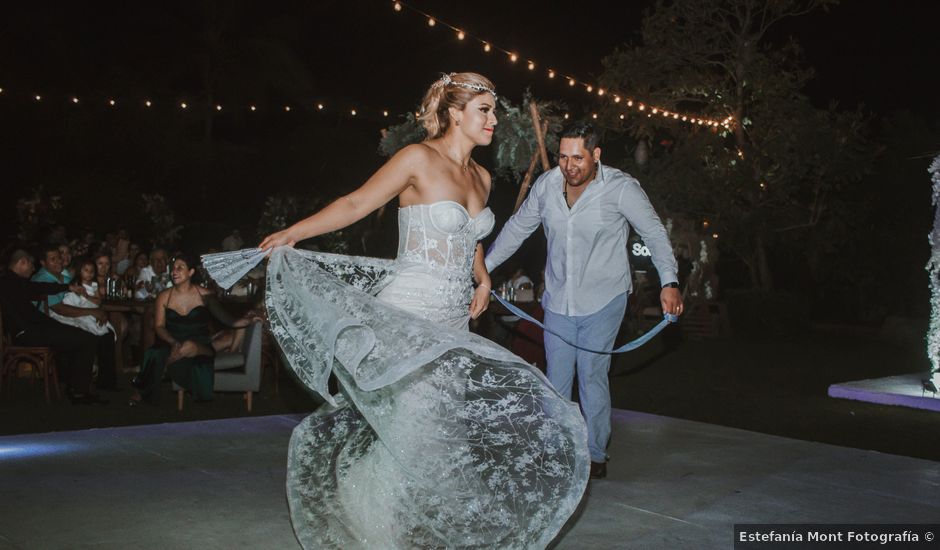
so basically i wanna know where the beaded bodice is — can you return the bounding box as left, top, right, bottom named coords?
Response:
left=396, top=201, right=495, bottom=277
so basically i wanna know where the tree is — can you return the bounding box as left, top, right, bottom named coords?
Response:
left=598, top=0, right=870, bottom=291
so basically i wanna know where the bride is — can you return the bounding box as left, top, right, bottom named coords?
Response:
left=252, top=72, right=589, bottom=549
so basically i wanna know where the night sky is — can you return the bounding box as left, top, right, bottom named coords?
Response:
left=5, top=1, right=938, bottom=120
left=2, top=0, right=939, bottom=252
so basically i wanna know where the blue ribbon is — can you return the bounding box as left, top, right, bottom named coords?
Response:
left=491, top=292, right=678, bottom=355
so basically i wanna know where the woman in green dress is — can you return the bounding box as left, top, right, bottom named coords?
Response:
left=130, top=253, right=255, bottom=405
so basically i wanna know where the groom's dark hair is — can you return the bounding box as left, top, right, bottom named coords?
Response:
left=560, top=121, right=601, bottom=151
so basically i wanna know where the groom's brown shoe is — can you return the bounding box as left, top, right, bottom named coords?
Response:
left=590, top=461, right=607, bottom=479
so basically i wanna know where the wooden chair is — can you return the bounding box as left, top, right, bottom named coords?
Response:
left=0, top=305, right=61, bottom=403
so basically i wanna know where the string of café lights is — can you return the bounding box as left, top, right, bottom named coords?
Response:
left=0, top=85, right=396, bottom=120
left=0, top=2, right=731, bottom=129
left=390, top=0, right=734, bottom=130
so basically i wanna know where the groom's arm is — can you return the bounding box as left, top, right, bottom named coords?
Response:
left=484, top=177, right=545, bottom=273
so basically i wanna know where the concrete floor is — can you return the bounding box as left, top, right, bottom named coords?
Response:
left=1, top=410, right=938, bottom=550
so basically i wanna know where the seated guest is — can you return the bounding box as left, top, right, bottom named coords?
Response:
left=57, top=244, right=75, bottom=282
left=130, top=253, right=257, bottom=405
left=91, top=250, right=130, bottom=359
left=50, top=258, right=115, bottom=337
left=94, top=251, right=112, bottom=298
left=116, top=241, right=140, bottom=276
left=32, top=245, right=118, bottom=391
left=0, top=249, right=107, bottom=403
left=122, top=251, right=149, bottom=287
left=136, top=248, right=170, bottom=294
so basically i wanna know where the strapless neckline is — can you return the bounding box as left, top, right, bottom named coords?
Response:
left=399, top=200, right=491, bottom=221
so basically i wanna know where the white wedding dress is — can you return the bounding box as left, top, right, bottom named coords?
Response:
left=203, top=201, right=589, bottom=549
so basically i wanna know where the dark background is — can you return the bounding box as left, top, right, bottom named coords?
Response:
left=3, top=0, right=939, bottom=320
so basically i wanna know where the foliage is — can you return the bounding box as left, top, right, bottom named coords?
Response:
left=15, top=186, right=63, bottom=243
left=598, top=0, right=871, bottom=292
left=377, top=92, right=567, bottom=184
left=492, top=92, right=566, bottom=180
left=378, top=113, right=426, bottom=157
left=141, top=193, right=183, bottom=248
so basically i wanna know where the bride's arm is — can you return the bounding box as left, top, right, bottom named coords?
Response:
left=469, top=168, right=493, bottom=319
left=469, top=243, right=491, bottom=319
left=259, top=145, right=426, bottom=250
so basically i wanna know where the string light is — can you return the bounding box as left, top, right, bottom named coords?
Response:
left=386, top=0, right=733, bottom=129
left=180, top=102, right=187, bottom=109
left=145, top=100, right=152, bottom=107
left=317, top=103, right=324, bottom=110
left=351, top=109, right=357, bottom=116
left=627, top=100, right=633, bottom=107
left=35, top=95, right=41, bottom=101
left=383, top=110, right=388, bottom=117
left=108, top=99, right=116, bottom=106
left=250, top=105, right=256, bottom=111
left=284, top=105, right=291, bottom=112
left=71, top=97, right=79, bottom=104
left=215, top=105, right=222, bottom=111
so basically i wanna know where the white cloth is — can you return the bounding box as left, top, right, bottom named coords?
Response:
left=204, top=200, right=589, bottom=549
left=136, top=265, right=170, bottom=292
left=50, top=292, right=114, bottom=336
left=486, top=164, right=678, bottom=316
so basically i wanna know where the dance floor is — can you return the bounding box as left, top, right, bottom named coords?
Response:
left=2, top=409, right=938, bottom=549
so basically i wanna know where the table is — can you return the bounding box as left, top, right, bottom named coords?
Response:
left=101, top=299, right=155, bottom=368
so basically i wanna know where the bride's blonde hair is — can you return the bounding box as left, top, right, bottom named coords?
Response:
left=417, top=72, right=496, bottom=139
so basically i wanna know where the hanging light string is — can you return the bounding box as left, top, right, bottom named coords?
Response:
left=0, top=85, right=393, bottom=121
left=391, top=0, right=733, bottom=130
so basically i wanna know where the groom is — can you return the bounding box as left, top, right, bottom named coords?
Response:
left=485, top=121, right=682, bottom=479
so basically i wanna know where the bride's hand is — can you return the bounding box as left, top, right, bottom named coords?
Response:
left=469, top=284, right=490, bottom=319
left=259, top=228, right=297, bottom=254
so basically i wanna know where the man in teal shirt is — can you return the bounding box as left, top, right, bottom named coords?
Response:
left=31, top=244, right=118, bottom=390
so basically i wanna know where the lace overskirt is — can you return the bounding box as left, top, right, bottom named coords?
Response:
left=204, top=247, right=589, bottom=549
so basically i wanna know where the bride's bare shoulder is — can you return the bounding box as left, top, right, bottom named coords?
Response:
left=392, top=142, right=436, bottom=165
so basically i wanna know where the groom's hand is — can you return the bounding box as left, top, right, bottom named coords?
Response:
left=660, top=287, right=683, bottom=317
